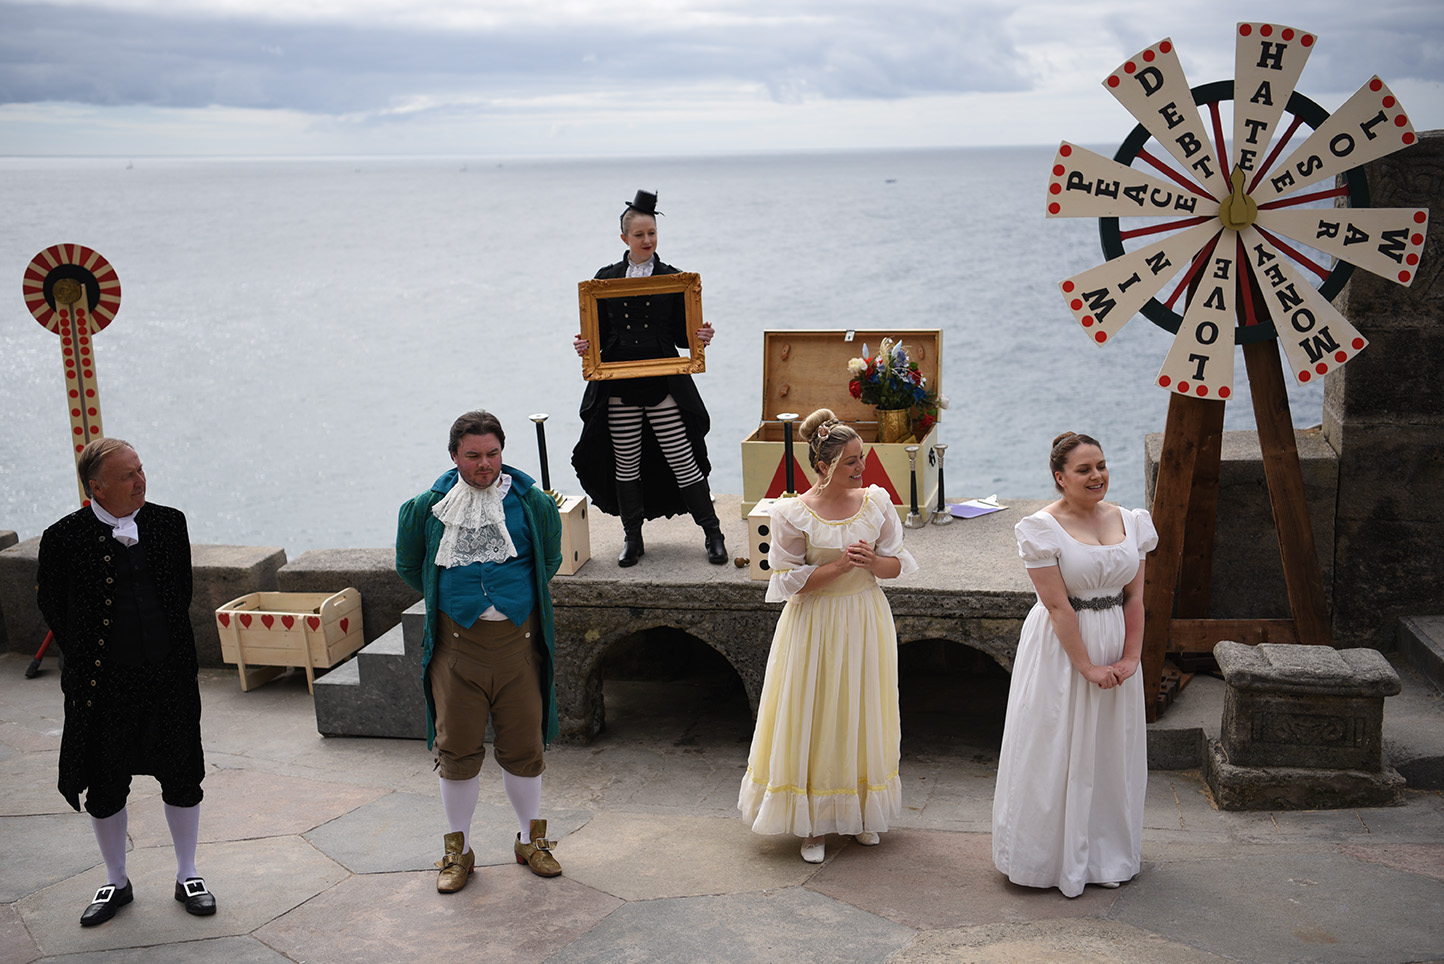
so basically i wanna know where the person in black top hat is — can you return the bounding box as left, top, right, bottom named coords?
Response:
left=571, top=190, right=727, bottom=567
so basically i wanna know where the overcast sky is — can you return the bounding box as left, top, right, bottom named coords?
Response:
left=1, top=0, right=1440, bottom=157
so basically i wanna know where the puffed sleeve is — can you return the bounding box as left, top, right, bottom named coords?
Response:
left=765, top=503, right=814, bottom=603
left=873, top=490, right=919, bottom=578
left=1015, top=513, right=1061, bottom=568
left=1131, top=507, right=1159, bottom=558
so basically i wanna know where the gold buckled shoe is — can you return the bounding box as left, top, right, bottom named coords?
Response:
left=436, top=831, right=475, bottom=893
left=514, top=819, right=562, bottom=877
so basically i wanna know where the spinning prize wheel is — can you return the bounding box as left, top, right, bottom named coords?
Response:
left=22, top=244, right=122, bottom=504
left=1046, top=24, right=1429, bottom=718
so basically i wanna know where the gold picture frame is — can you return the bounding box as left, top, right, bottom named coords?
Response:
left=578, top=272, right=705, bottom=381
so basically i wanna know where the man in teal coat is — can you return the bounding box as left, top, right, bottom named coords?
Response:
left=396, top=410, right=563, bottom=893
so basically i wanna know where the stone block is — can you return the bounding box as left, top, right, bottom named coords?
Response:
left=0, top=530, right=15, bottom=651
left=0, top=537, right=43, bottom=656
left=190, top=546, right=287, bottom=667
left=1217, top=641, right=1400, bottom=770
left=1207, top=641, right=1406, bottom=809
left=278, top=548, right=420, bottom=645
left=1323, top=326, right=1444, bottom=421
left=0, top=537, right=285, bottom=666
left=1204, top=739, right=1405, bottom=810
left=1144, top=430, right=1337, bottom=619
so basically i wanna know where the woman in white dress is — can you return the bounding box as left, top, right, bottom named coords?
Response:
left=738, top=408, right=918, bottom=863
left=992, top=432, right=1157, bottom=897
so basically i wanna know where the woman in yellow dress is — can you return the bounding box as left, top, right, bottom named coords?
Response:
left=738, top=408, right=917, bottom=863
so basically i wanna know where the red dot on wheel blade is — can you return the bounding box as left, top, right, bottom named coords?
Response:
left=1407, top=253, right=1419, bottom=265
left=1048, top=202, right=1061, bottom=214
left=1316, top=363, right=1328, bottom=374
left=1053, top=164, right=1065, bottom=176
left=1383, top=96, right=1396, bottom=108
left=1335, top=351, right=1347, bottom=363
left=1060, top=144, right=1072, bottom=157
left=1196, top=385, right=1208, bottom=396
left=1352, top=338, right=1365, bottom=350
left=1282, top=28, right=1294, bottom=40
left=1400, top=271, right=1412, bottom=282
left=1050, top=183, right=1061, bottom=195
left=1159, top=41, right=1171, bottom=53
left=1219, top=386, right=1231, bottom=398
left=1061, top=280, right=1075, bottom=292
left=1177, top=381, right=1189, bottom=393
left=1404, top=132, right=1416, bottom=145
left=1159, top=376, right=1171, bottom=388
left=1071, top=299, right=1083, bottom=310
left=1299, top=370, right=1311, bottom=381
left=1108, top=76, right=1120, bottom=87
left=1370, top=78, right=1383, bottom=92
left=1095, top=332, right=1107, bottom=343
left=1415, top=212, right=1427, bottom=223
left=1082, top=316, right=1094, bottom=327
left=1302, top=35, right=1314, bottom=46
left=1239, top=24, right=1251, bottom=35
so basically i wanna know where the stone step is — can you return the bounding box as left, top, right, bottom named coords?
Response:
left=313, top=617, right=426, bottom=740
left=1397, top=615, right=1444, bottom=693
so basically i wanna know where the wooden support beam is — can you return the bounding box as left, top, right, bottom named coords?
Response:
left=1168, top=618, right=1299, bottom=649
left=1242, top=340, right=1334, bottom=647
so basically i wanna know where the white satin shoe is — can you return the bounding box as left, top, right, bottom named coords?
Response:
left=854, top=831, right=881, bottom=846
left=800, top=837, right=825, bottom=863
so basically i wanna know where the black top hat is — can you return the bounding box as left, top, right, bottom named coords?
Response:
left=623, top=190, right=662, bottom=218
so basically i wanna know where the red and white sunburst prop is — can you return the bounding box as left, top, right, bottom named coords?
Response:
left=22, top=244, right=122, bottom=504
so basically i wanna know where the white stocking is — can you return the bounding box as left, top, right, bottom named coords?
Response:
left=502, top=770, right=542, bottom=842
left=90, top=807, right=129, bottom=887
left=439, top=775, right=480, bottom=852
left=164, top=803, right=201, bottom=883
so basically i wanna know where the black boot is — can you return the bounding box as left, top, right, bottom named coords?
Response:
left=680, top=481, right=728, bottom=564
left=616, top=480, right=645, bottom=567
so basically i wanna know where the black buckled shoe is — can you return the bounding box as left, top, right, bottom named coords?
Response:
left=175, top=877, right=216, bottom=916
left=80, top=880, right=133, bottom=926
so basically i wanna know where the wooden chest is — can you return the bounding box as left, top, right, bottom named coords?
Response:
left=215, top=588, right=364, bottom=693
left=741, top=329, right=943, bottom=520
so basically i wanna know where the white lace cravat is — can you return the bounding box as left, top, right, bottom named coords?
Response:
left=432, top=474, right=517, bottom=568
left=90, top=501, right=140, bottom=546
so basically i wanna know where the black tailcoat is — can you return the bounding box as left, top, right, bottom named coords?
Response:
left=37, top=502, right=204, bottom=811
left=572, top=254, right=712, bottom=518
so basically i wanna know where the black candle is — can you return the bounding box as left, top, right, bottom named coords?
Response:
left=530, top=414, right=552, bottom=492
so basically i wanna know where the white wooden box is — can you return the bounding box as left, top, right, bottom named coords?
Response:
left=557, top=494, right=591, bottom=575
left=741, top=329, right=942, bottom=520
left=215, top=588, right=363, bottom=693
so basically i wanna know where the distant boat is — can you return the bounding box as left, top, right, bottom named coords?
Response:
left=885, top=178, right=896, bottom=183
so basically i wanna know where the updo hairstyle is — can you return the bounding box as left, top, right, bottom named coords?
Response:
left=1049, top=431, right=1103, bottom=492
left=800, top=409, right=861, bottom=485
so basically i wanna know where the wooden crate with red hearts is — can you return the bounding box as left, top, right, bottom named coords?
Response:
left=215, top=588, right=363, bottom=693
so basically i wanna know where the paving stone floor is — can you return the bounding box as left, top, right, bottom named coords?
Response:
left=3, top=651, right=1443, bottom=964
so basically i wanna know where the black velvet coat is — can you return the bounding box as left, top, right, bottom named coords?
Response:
left=572, top=254, right=712, bottom=519
left=36, top=502, right=204, bottom=811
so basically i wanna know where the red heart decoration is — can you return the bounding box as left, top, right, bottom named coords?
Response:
left=282, top=615, right=295, bottom=629
left=261, top=614, right=275, bottom=629
left=217, top=613, right=230, bottom=628
left=239, top=614, right=252, bottom=628
left=340, top=618, right=350, bottom=634
left=306, top=616, right=321, bottom=631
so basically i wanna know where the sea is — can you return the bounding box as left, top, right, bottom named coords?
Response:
left=0, top=148, right=1325, bottom=553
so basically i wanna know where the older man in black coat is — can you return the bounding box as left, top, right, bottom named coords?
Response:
left=37, top=438, right=216, bottom=926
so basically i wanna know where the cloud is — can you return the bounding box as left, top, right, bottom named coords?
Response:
left=0, top=0, right=1031, bottom=119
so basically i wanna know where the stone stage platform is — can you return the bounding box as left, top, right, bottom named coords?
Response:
left=5, top=650, right=1444, bottom=964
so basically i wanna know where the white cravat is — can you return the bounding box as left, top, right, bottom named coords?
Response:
left=90, top=501, right=140, bottom=546
left=432, top=473, right=517, bottom=568
left=626, top=258, right=654, bottom=278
